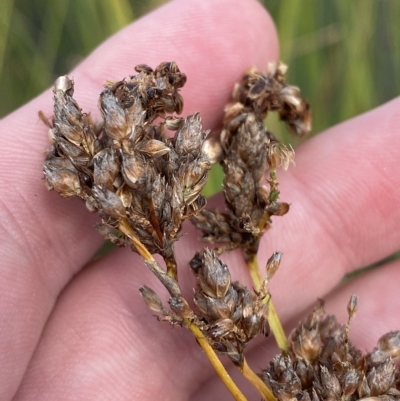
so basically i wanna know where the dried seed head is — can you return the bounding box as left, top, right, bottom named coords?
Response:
left=367, top=359, right=397, bottom=395
left=320, top=366, right=341, bottom=399
left=190, top=250, right=270, bottom=362
left=139, top=286, right=164, bottom=313
left=165, top=116, right=184, bottom=131
left=136, top=139, right=171, bottom=158
left=193, top=287, right=232, bottom=320
left=43, top=164, right=81, bottom=198
left=93, top=148, right=120, bottom=189
left=209, top=318, right=235, bottom=338
left=192, top=63, right=310, bottom=257
left=261, top=299, right=400, bottom=401
left=347, top=294, right=358, bottom=320
left=134, top=64, right=153, bottom=74
left=202, top=136, right=223, bottom=164
left=377, top=331, right=400, bottom=359
left=121, top=151, right=148, bottom=189
left=100, top=88, right=131, bottom=141
left=265, top=251, right=282, bottom=281
left=92, top=185, right=126, bottom=219
left=174, top=113, right=207, bottom=156
left=196, top=249, right=231, bottom=299
left=342, top=369, right=360, bottom=396
left=242, top=309, right=265, bottom=341
left=54, top=75, right=74, bottom=94
left=266, top=201, right=290, bottom=217
left=291, top=324, right=322, bottom=362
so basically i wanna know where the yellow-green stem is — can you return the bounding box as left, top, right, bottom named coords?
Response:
left=187, top=321, right=248, bottom=401
left=237, top=358, right=277, bottom=401
left=258, top=210, right=271, bottom=232
left=247, top=254, right=288, bottom=352
left=119, top=218, right=153, bottom=260
left=165, top=257, right=178, bottom=280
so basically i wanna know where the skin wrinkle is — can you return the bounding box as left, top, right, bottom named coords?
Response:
left=0, top=197, right=31, bottom=266
left=286, top=173, right=356, bottom=277
left=28, top=310, right=125, bottom=392
left=286, top=106, right=400, bottom=266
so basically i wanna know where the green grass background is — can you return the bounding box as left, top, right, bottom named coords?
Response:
left=3, top=1, right=400, bottom=128
left=1, top=0, right=399, bottom=269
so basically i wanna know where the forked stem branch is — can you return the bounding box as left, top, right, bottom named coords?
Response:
left=237, top=358, right=277, bottom=401
left=119, top=218, right=248, bottom=401
left=187, top=321, right=248, bottom=401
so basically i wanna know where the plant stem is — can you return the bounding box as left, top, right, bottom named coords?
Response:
left=118, top=218, right=153, bottom=260
left=187, top=321, right=248, bottom=401
left=246, top=254, right=288, bottom=352
left=119, top=218, right=248, bottom=401
left=258, top=210, right=271, bottom=232
left=237, top=358, right=276, bottom=401
left=165, top=257, right=178, bottom=280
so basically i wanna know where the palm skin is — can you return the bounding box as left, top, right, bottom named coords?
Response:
left=0, top=0, right=399, bottom=400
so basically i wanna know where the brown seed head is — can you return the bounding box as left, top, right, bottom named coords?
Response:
left=43, top=164, right=81, bottom=198
left=139, top=286, right=164, bottom=313
left=377, top=331, right=400, bottom=360
left=265, top=251, right=282, bottom=281
left=197, top=249, right=231, bottom=298
left=92, top=185, right=126, bottom=219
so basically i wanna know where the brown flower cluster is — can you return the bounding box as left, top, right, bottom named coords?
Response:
left=190, top=248, right=272, bottom=364
left=140, top=248, right=280, bottom=366
left=192, top=62, right=311, bottom=258
left=42, top=61, right=399, bottom=401
left=261, top=298, right=400, bottom=401
left=43, top=62, right=210, bottom=269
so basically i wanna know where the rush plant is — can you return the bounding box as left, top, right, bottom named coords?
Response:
left=41, top=61, right=400, bottom=401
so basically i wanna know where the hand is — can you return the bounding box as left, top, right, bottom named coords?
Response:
left=1, top=0, right=399, bottom=400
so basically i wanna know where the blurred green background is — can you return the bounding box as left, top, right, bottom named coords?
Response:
left=2, top=0, right=400, bottom=128
left=1, top=0, right=399, bottom=267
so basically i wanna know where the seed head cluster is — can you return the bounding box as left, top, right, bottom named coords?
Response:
left=42, top=61, right=399, bottom=401
left=192, top=62, right=311, bottom=258
left=43, top=62, right=210, bottom=262
left=261, top=298, right=400, bottom=401
left=190, top=248, right=271, bottom=364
